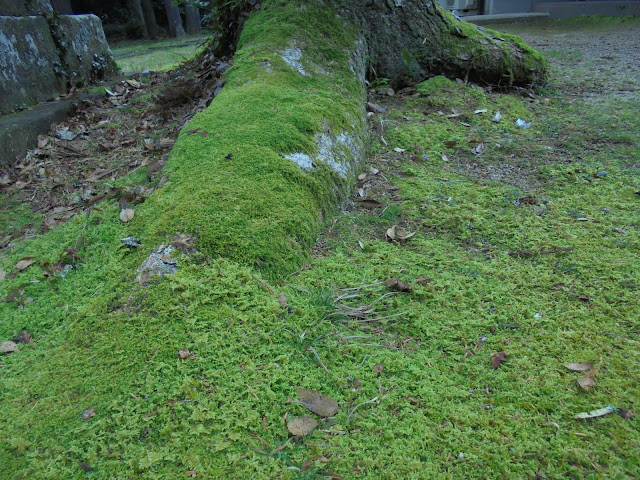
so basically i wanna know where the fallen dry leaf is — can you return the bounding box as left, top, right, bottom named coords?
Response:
left=0, top=269, right=5, bottom=282
left=13, top=331, right=32, bottom=344
left=0, top=341, right=19, bottom=354
left=15, top=257, right=36, bottom=271
left=578, top=369, right=597, bottom=390
left=491, top=351, right=507, bottom=369
left=178, top=348, right=192, bottom=360
left=618, top=408, right=634, bottom=420
left=120, top=208, right=135, bottom=223
left=386, top=277, right=413, bottom=293
left=373, top=363, right=384, bottom=373
left=385, top=225, right=396, bottom=240
left=416, top=275, right=431, bottom=284
left=297, top=387, right=339, bottom=418
left=396, top=228, right=416, bottom=241
left=564, top=362, right=594, bottom=372
left=287, top=416, right=318, bottom=437
left=355, top=198, right=382, bottom=209
left=277, top=293, right=288, bottom=310
left=82, top=408, right=96, bottom=420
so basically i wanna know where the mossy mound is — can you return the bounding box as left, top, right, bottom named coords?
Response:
left=140, top=0, right=366, bottom=277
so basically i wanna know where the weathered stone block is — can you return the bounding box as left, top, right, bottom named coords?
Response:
left=56, top=14, right=118, bottom=87
left=0, top=1, right=28, bottom=15
left=0, top=15, right=66, bottom=114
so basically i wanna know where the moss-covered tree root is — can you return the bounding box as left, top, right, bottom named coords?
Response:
left=140, top=0, right=367, bottom=277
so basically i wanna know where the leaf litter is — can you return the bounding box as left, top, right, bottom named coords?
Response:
left=0, top=51, right=230, bottom=251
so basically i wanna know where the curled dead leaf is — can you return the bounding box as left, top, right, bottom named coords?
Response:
left=618, top=408, right=634, bottom=420
left=578, top=369, right=597, bottom=390
left=278, top=293, right=288, bottom=310
left=385, top=225, right=396, bottom=241
left=15, top=257, right=36, bottom=271
left=120, top=208, right=135, bottom=223
left=287, top=416, right=318, bottom=437
left=13, top=331, right=32, bottom=344
left=178, top=348, right=192, bottom=360
left=491, top=351, right=507, bottom=369
left=297, top=387, right=339, bottom=418
left=564, top=362, right=594, bottom=372
left=386, top=277, right=413, bottom=293
left=396, top=228, right=416, bottom=241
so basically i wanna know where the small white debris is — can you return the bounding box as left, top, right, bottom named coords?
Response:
left=515, top=118, right=531, bottom=129
left=492, top=111, right=502, bottom=122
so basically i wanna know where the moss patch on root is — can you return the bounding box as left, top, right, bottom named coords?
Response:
left=140, top=0, right=366, bottom=277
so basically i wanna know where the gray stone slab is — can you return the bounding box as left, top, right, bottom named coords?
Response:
left=0, top=98, right=73, bottom=165
left=0, top=1, right=28, bottom=15
left=464, top=12, right=549, bottom=25
left=0, top=15, right=66, bottom=114
left=533, top=1, right=640, bottom=18
left=57, top=14, right=118, bottom=87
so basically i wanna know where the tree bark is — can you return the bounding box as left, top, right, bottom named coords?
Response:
left=128, top=0, right=149, bottom=38
left=163, top=0, right=186, bottom=38
left=342, top=0, right=546, bottom=87
left=184, top=5, right=201, bottom=35
left=141, top=0, right=160, bottom=38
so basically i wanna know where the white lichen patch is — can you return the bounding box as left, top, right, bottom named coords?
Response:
left=280, top=47, right=307, bottom=76
left=284, top=152, right=315, bottom=170
left=285, top=131, right=360, bottom=178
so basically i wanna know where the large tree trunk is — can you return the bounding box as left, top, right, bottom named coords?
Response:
left=128, top=0, right=149, bottom=38
left=163, top=0, right=186, bottom=38
left=141, top=0, right=160, bottom=38
left=344, top=0, right=546, bottom=87
left=184, top=5, right=201, bottom=35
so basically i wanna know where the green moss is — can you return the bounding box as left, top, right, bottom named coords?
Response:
left=1, top=5, right=638, bottom=480
left=135, top=0, right=365, bottom=278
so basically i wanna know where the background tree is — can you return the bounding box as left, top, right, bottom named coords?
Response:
left=163, top=0, right=186, bottom=38
left=141, top=0, right=160, bottom=37
left=184, top=4, right=201, bottom=34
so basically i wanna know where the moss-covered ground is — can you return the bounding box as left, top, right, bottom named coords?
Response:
left=111, top=34, right=211, bottom=74
left=1, top=13, right=639, bottom=480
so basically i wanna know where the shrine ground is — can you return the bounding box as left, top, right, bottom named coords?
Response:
left=0, top=15, right=639, bottom=479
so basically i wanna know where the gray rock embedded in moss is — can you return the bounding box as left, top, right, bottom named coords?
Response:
left=0, top=15, right=66, bottom=114
left=136, top=245, right=178, bottom=285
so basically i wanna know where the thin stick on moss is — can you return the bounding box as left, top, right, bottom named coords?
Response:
left=346, top=396, right=380, bottom=424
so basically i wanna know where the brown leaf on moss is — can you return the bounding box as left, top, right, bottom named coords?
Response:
left=277, top=293, right=288, bottom=310
left=287, top=416, right=318, bottom=437
left=578, top=369, right=597, bottom=390
left=491, top=351, right=507, bottom=369
left=119, top=207, right=135, bottom=223
left=618, top=408, right=634, bottom=420
left=564, top=362, right=594, bottom=372
left=15, top=257, right=36, bottom=271
left=12, top=331, right=32, bottom=344
left=386, top=277, right=413, bottom=293
left=297, top=387, right=339, bottom=418
left=178, top=348, right=192, bottom=360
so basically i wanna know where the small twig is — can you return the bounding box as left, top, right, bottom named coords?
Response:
left=347, top=396, right=379, bottom=423
left=308, top=346, right=332, bottom=380
left=250, top=274, right=275, bottom=295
